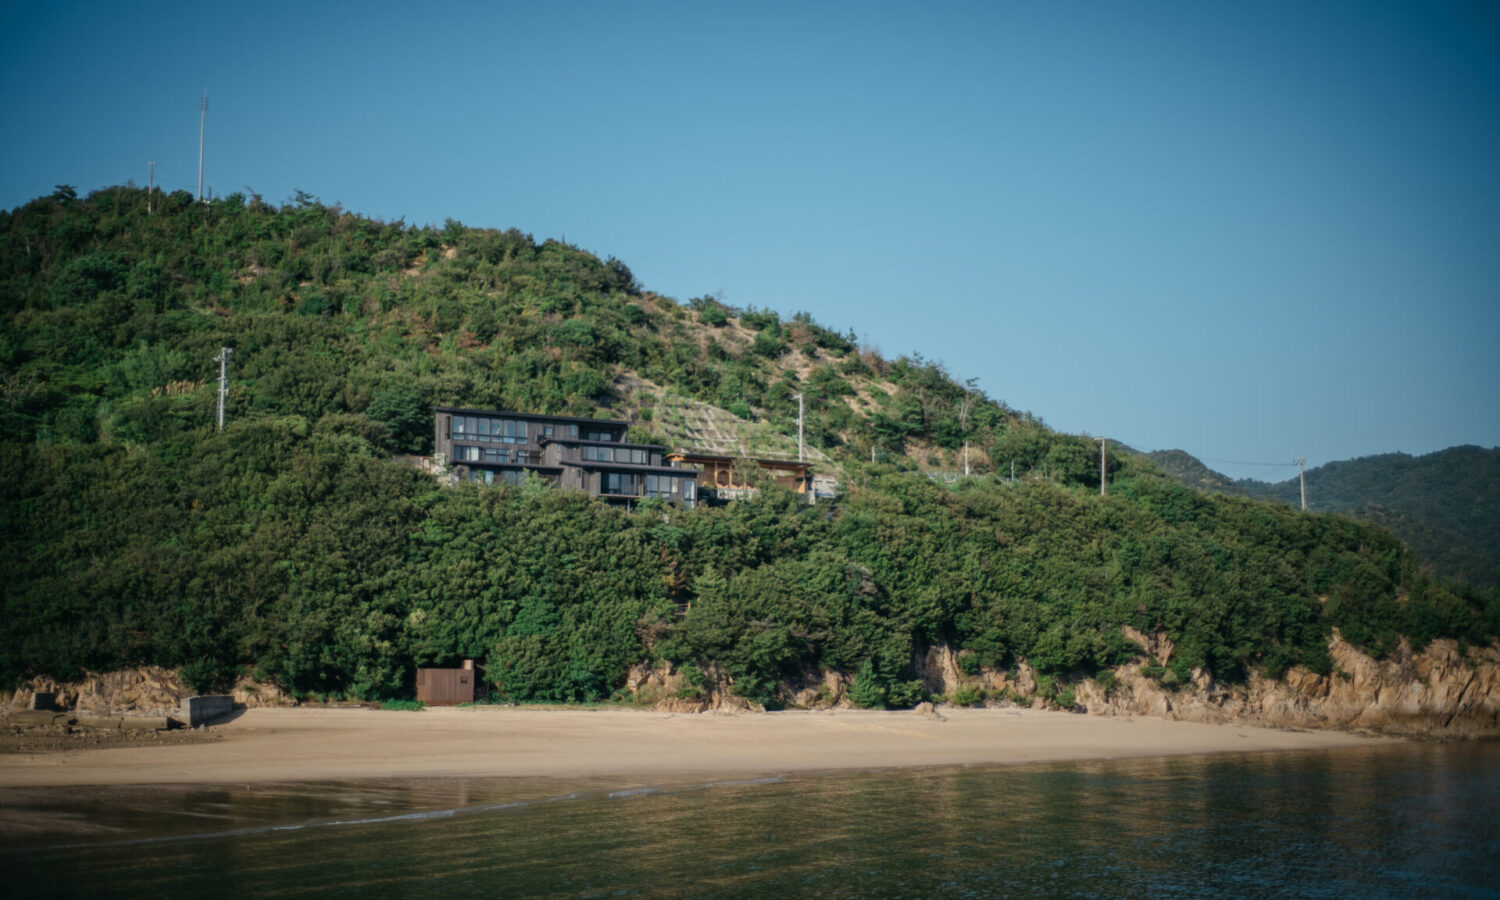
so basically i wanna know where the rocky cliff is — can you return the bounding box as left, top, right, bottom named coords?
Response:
left=10, top=631, right=1497, bottom=737
left=7, top=668, right=295, bottom=718
left=915, top=630, right=1500, bottom=739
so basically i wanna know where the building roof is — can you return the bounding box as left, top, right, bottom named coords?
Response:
left=570, top=460, right=699, bottom=475
left=666, top=450, right=811, bottom=469
left=537, top=437, right=664, bottom=450
left=454, top=461, right=565, bottom=472
left=433, top=405, right=628, bottom=427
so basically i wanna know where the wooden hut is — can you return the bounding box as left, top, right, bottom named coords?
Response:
left=416, top=659, right=477, bottom=705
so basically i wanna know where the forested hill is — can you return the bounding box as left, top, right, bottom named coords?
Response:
left=1147, top=447, right=1500, bottom=590
left=2, top=185, right=1496, bottom=705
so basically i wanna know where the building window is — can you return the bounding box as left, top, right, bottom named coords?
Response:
left=645, top=474, right=669, bottom=499
left=515, top=449, right=532, bottom=465
left=454, top=415, right=527, bottom=443
left=602, top=472, right=640, bottom=496
left=543, top=425, right=554, bottom=437
left=584, top=429, right=616, bottom=442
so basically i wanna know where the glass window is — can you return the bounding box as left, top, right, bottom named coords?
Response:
left=478, top=418, right=490, bottom=437
left=569, top=424, right=579, bottom=438
left=543, top=425, right=553, bottom=437
left=603, top=473, right=640, bottom=495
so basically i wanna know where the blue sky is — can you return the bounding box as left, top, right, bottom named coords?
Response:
left=3, top=1, right=1496, bottom=481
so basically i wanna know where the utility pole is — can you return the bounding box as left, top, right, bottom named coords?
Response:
left=147, top=162, right=155, bottom=214
left=958, top=379, right=976, bottom=478
left=214, top=347, right=233, bottom=430
left=1100, top=438, right=1107, bottom=496
left=1296, top=457, right=1307, bottom=511
left=197, top=91, right=208, bottom=202
left=792, top=393, right=804, bottom=462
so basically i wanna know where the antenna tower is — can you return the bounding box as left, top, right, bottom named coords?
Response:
left=197, top=92, right=208, bottom=202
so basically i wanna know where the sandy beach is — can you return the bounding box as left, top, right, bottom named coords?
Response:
left=0, top=705, right=1394, bottom=789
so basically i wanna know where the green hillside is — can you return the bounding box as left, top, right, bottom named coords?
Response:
left=3, top=185, right=1496, bottom=705
left=1147, top=447, right=1500, bottom=590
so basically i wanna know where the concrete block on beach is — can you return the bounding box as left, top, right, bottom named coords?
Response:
left=184, top=695, right=235, bottom=727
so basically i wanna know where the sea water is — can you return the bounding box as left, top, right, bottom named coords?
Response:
left=2, top=742, right=1496, bottom=898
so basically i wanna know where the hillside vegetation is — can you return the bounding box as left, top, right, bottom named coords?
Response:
left=3, top=185, right=1496, bottom=705
left=1148, top=448, right=1500, bottom=590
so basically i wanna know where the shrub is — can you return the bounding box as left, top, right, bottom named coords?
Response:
left=849, top=662, right=887, bottom=709
left=381, top=699, right=426, bottom=711
left=700, top=306, right=728, bottom=327
left=1170, top=658, right=1195, bottom=687
left=740, top=308, right=778, bottom=330
left=951, top=684, right=985, bottom=707
left=751, top=328, right=786, bottom=358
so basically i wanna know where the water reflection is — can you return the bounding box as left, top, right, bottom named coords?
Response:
left=2, top=744, right=1496, bottom=898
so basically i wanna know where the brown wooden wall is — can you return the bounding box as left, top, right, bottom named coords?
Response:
left=416, top=667, right=476, bottom=705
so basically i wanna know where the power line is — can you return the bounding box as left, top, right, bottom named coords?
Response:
left=1097, top=434, right=1303, bottom=470
left=1195, top=457, right=1302, bottom=468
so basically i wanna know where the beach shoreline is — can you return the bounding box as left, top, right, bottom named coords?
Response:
left=0, top=705, right=1396, bottom=789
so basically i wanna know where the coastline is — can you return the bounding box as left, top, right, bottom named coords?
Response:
left=0, top=705, right=1396, bottom=789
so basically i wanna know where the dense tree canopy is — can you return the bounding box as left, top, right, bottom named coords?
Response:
left=2, top=186, right=1495, bottom=703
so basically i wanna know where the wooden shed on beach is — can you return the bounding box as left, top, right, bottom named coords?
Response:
left=416, top=660, right=477, bottom=705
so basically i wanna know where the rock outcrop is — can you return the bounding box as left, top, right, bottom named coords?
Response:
left=623, top=660, right=766, bottom=714
left=7, top=667, right=295, bottom=718
left=1068, top=632, right=1500, bottom=738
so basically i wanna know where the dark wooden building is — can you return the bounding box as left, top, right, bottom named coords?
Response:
left=416, top=661, right=477, bottom=705
left=433, top=406, right=699, bottom=507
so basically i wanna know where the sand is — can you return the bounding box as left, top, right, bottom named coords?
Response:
left=0, top=705, right=1395, bottom=788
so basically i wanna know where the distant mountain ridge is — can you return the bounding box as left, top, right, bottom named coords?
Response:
left=1147, top=446, right=1500, bottom=589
